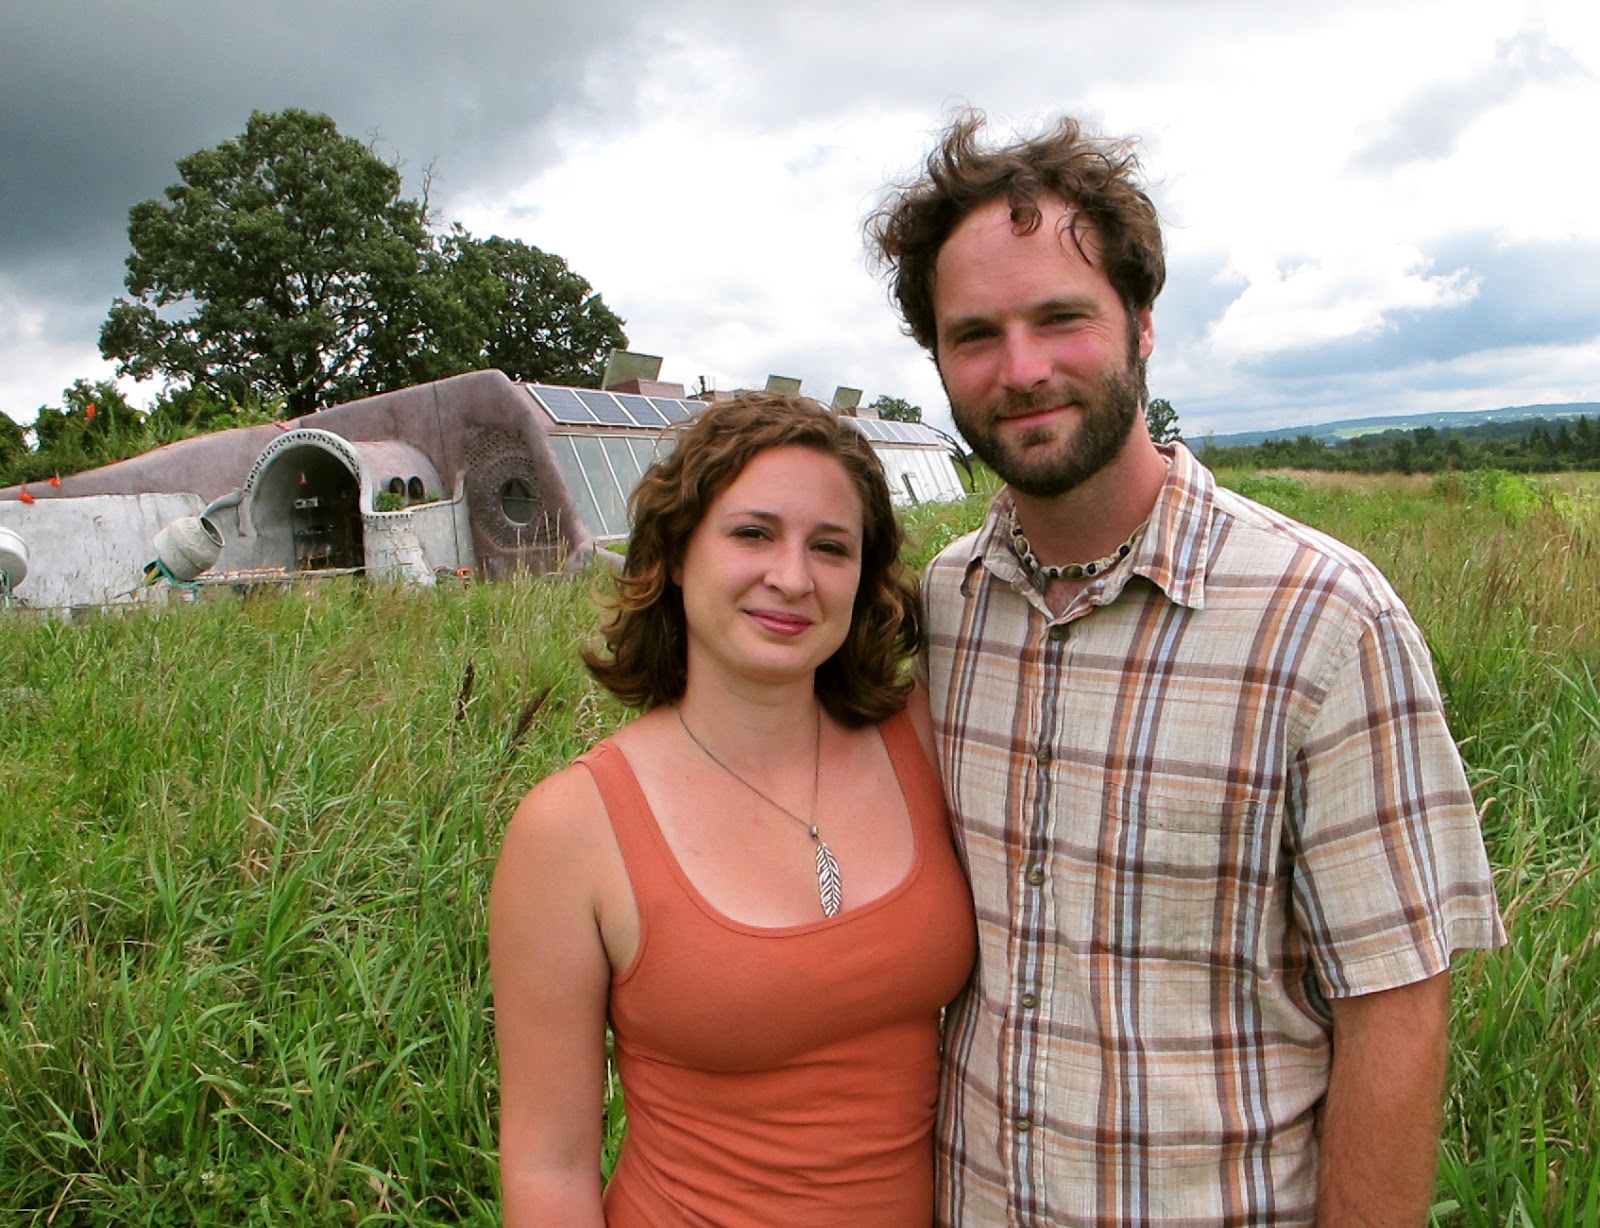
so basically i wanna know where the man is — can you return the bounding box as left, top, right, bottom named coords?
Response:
left=869, top=112, right=1504, bottom=1226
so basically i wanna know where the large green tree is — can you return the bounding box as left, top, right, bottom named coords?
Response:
left=99, top=109, right=625, bottom=417
left=468, top=234, right=627, bottom=387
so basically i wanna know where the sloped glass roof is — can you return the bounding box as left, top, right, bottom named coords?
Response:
left=525, top=382, right=965, bottom=538
left=526, top=383, right=947, bottom=446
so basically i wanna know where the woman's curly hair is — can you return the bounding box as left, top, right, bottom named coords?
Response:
left=582, top=391, right=922, bottom=727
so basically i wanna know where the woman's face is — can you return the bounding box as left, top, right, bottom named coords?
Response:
left=674, top=445, right=865, bottom=692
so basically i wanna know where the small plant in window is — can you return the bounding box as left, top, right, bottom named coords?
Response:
left=375, top=491, right=406, bottom=512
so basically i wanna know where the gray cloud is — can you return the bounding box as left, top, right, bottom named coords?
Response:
left=0, top=0, right=642, bottom=350
left=1353, top=26, right=1587, bottom=170
left=1237, top=233, right=1600, bottom=380
left=2, top=0, right=1593, bottom=435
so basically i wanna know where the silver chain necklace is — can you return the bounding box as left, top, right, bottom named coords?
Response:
left=676, top=705, right=844, bottom=918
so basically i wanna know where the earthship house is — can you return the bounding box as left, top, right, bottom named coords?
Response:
left=0, top=363, right=965, bottom=612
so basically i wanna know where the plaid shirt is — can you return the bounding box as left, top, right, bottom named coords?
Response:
left=925, top=444, right=1504, bottom=1226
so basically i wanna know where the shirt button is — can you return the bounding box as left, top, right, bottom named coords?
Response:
left=1027, top=865, right=1045, bottom=885
left=1015, top=1114, right=1033, bottom=1133
left=1020, top=992, right=1039, bottom=1009
left=1035, top=745, right=1052, bottom=766
left=1048, top=624, right=1069, bottom=642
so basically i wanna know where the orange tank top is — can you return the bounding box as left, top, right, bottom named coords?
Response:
left=579, top=709, right=976, bottom=1227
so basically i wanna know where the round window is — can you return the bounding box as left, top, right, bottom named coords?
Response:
left=500, top=477, right=536, bottom=525
left=407, top=476, right=425, bottom=501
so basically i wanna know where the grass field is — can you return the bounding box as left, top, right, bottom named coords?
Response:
left=1, top=467, right=1595, bottom=1225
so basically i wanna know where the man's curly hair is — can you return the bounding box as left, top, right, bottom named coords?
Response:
left=867, top=109, right=1165, bottom=351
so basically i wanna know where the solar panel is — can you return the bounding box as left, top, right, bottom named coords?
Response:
left=651, top=398, right=693, bottom=422
left=616, top=394, right=669, bottom=427
left=531, top=385, right=595, bottom=423
left=576, top=390, right=634, bottom=425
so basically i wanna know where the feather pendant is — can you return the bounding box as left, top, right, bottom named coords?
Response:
left=815, top=839, right=843, bottom=917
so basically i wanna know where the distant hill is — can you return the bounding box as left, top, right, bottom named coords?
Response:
left=1191, top=403, right=1600, bottom=452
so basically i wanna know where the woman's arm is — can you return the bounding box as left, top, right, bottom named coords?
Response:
left=489, top=767, right=617, bottom=1228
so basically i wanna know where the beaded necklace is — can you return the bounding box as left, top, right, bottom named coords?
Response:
left=1005, top=503, right=1146, bottom=583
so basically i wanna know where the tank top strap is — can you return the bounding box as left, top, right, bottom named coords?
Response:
left=574, top=739, right=677, bottom=897
left=876, top=706, right=919, bottom=767
left=876, top=707, right=946, bottom=840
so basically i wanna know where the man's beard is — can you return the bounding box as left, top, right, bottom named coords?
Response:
left=946, top=333, right=1148, bottom=500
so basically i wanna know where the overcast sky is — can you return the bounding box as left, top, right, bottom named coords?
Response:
left=3, top=0, right=1596, bottom=438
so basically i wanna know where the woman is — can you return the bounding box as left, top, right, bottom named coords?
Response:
left=489, top=391, right=976, bottom=1226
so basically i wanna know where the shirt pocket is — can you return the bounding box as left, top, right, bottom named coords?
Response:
left=1095, top=782, right=1276, bottom=971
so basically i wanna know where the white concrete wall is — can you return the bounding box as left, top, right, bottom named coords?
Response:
left=0, top=493, right=207, bottom=609
left=409, top=495, right=475, bottom=573
left=361, top=512, right=435, bottom=585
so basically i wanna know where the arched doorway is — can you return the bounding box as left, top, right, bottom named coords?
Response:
left=247, top=435, right=366, bottom=572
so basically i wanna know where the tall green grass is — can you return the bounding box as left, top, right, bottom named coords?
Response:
left=1, top=468, right=1594, bottom=1224
left=1225, top=469, right=1600, bottom=1225
left=0, top=579, right=620, bottom=1225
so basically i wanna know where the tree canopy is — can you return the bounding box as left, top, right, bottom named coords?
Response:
left=869, top=394, right=923, bottom=423
left=468, top=234, right=627, bottom=387
left=1145, top=396, right=1181, bottom=444
left=0, top=414, right=26, bottom=477
left=1197, top=414, right=1600, bottom=475
left=100, top=108, right=626, bottom=417
left=1, top=380, right=282, bottom=489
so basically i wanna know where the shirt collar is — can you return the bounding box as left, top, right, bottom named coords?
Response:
left=960, top=441, right=1213, bottom=610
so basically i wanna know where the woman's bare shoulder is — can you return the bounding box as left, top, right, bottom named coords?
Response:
left=503, top=755, right=614, bottom=863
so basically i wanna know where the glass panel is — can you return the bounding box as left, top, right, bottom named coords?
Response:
left=925, top=449, right=963, bottom=499
left=549, top=436, right=604, bottom=535
left=604, top=436, right=646, bottom=492
left=570, top=434, right=630, bottom=535
left=617, top=438, right=656, bottom=482
left=500, top=477, right=536, bottom=524
left=642, top=433, right=667, bottom=470
left=872, top=446, right=908, bottom=505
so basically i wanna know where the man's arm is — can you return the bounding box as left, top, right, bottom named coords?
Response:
left=1317, top=971, right=1450, bottom=1226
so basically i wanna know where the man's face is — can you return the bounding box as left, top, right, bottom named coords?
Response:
left=932, top=195, right=1154, bottom=499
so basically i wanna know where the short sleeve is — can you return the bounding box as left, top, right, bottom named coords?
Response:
left=1287, top=608, right=1505, bottom=998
